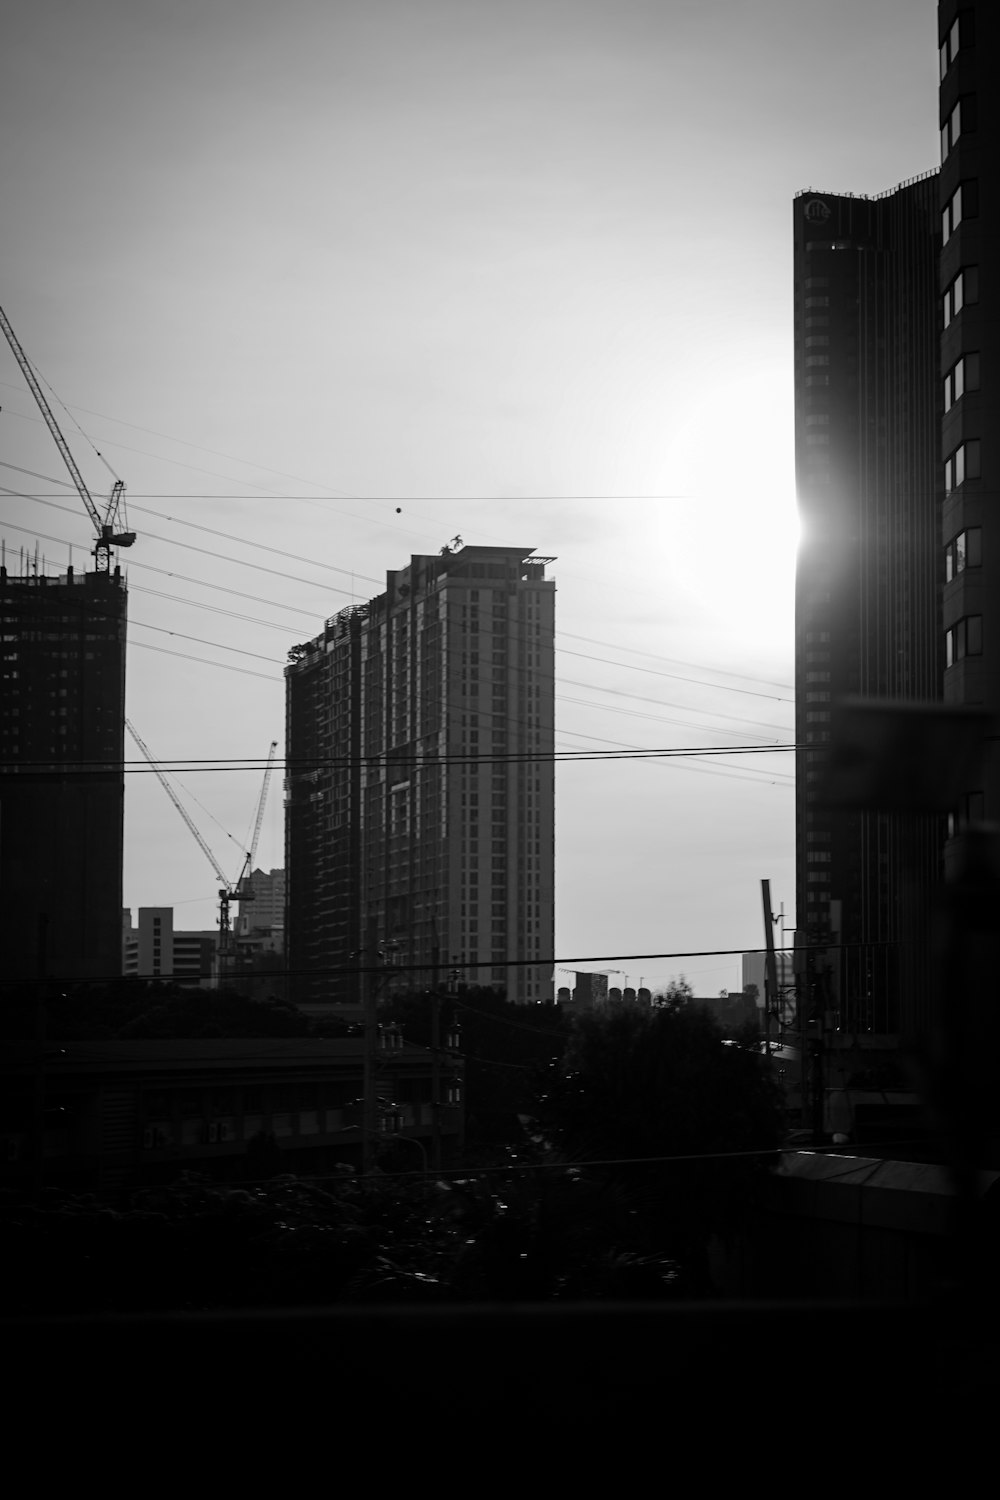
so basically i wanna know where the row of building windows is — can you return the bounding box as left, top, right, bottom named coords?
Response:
left=945, top=527, right=982, bottom=582
left=943, top=351, right=980, bottom=411
left=944, top=438, right=980, bottom=493
left=942, top=180, right=977, bottom=246
left=941, top=94, right=974, bottom=160
left=939, top=12, right=964, bottom=81
left=946, top=615, right=982, bottom=667
left=941, top=265, right=971, bottom=330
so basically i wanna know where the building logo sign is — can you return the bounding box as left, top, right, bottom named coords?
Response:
left=804, top=198, right=832, bottom=223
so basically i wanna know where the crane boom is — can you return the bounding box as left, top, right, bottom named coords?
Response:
left=247, top=741, right=279, bottom=871
left=234, top=740, right=279, bottom=904
left=125, top=719, right=230, bottom=889
left=0, top=303, right=136, bottom=570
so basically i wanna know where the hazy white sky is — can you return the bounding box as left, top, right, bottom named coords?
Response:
left=1, top=0, right=937, bottom=993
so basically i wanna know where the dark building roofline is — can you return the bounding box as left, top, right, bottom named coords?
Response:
left=794, top=166, right=939, bottom=202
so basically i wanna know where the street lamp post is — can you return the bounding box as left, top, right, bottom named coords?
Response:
left=428, top=967, right=463, bottom=1172
left=353, top=942, right=398, bottom=1174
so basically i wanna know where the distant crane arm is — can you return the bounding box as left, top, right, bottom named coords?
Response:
left=248, top=740, right=279, bottom=871
left=0, top=303, right=135, bottom=565
left=125, top=719, right=230, bottom=890
left=234, top=739, right=279, bottom=902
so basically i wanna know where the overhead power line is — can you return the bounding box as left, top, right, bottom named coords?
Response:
left=4, top=742, right=796, bottom=769
left=0, top=939, right=905, bottom=989
left=6, top=479, right=793, bottom=718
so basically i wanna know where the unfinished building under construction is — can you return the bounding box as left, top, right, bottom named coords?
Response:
left=0, top=562, right=127, bottom=985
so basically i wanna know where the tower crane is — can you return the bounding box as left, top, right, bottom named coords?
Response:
left=0, top=303, right=135, bottom=571
left=125, top=723, right=277, bottom=967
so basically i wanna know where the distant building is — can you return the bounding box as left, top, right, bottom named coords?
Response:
left=285, top=545, right=556, bottom=1009
left=742, top=944, right=798, bottom=1029
left=235, top=866, right=285, bottom=944
left=557, top=972, right=649, bottom=1017
left=0, top=563, right=126, bottom=985
left=122, top=908, right=217, bottom=987
left=689, top=992, right=758, bottom=1036
left=569, top=972, right=608, bottom=1013
left=0, top=1037, right=464, bottom=1194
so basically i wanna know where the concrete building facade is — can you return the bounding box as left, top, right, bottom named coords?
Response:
left=122, top=907, right=217, bottom=987
left=938, top=2, right=1000, bottom=869
left=285, top=544, right=555, bottom=1008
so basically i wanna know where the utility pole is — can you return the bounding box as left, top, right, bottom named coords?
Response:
left=32, top=914, right=48, bottom=1200
left=761, top=879, right=780, bottom=1059
left=430, top=989, right=442, bottom=1173
left=429, top=966, right=462, bottom=1173
left=359, top=942, right=398, bottom=1173
left=362, top=960, right=378, bottom=1175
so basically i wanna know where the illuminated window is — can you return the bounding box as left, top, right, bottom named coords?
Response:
left=945, top=615, right=983, bottom=666
left=944, top=439, right=981, bottom=493
left=943, top=267, right=978, bottom=328
left=939, top=13, right=965, bottom=80
left=945, top=527, right=982, bottom=582
left=941, top=96, right=975, bottom=159
left=943, top=181, right=978, bottom=245
left=944, top=352, right=980, bottom=411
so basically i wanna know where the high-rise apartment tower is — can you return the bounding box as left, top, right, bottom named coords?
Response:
left=285, top=545, right=555, bottom=1008
left=938, top=2, right=1000, bottom=871
left=0, top=563, right=127, bottom=985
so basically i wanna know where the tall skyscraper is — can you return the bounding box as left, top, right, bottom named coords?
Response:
left=285, top=544, right=555, bottom=1008
left=938, top=1, right=999, bottom=873
left=0, top=562, right=127, bottom=985
left=793, top=177, right=942, bottom=1045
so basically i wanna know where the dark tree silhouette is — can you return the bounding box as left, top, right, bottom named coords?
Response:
left=531, top=1004, right=784, bottom=1274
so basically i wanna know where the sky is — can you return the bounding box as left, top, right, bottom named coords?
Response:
left=1, top=0, right=939, bottom=995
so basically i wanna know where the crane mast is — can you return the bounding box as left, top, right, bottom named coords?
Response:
left=0, top=303, right=136, bottom=571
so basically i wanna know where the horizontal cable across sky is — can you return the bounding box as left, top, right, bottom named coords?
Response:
left=2, top=939, right=893, bottom=989
left=2, top=744, right=797, bottom=773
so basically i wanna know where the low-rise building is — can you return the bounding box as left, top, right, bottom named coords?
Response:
left=1, top=1037, right=464, bottom=1193
left=122, top=908, right=217, bottom=987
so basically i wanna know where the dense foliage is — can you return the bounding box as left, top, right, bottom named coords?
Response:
left=1, top=1165, right=690, bottom=1314
left=531, top=1003, right=784, bottom=1256
left=382, top=988, right=570, bottom=1144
